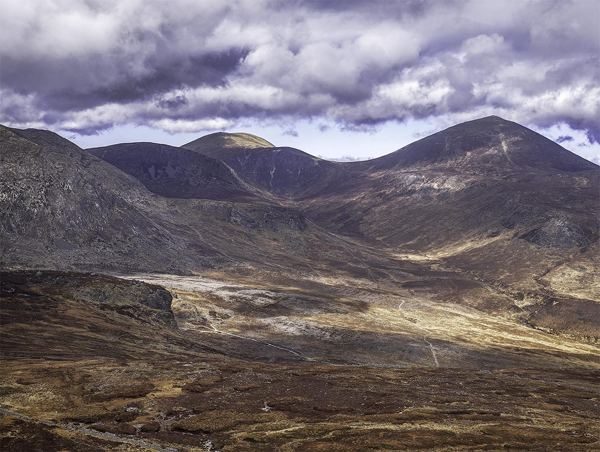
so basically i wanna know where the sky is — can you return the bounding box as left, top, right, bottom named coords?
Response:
left=1, top=0, right=599, bottom=163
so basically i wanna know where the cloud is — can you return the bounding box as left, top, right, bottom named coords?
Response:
left=556, top=135, right=574, bottom=143
left=320, top=154, right=372, bottom=162
left=283, top=129, right=299, bottom=137
left=1, top=0, right=599, bottom=142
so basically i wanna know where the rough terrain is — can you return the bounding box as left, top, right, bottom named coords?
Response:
left=1, top=116, right=599, bottom=451
left=1, top=270, right=599, bottom=451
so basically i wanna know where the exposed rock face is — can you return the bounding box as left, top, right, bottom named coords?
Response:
left=89, top=142, right=257, bottom=201
left=0, top=126, right=194, bottom=272
left=520, top=215, right=599, bottom=249
left=1, top=271, right=177, bottom=327
left=187, top=201, right=307, bottom=231
left=227, top=204, right=307, bottom=231
left=67, top=276, right=174, bottom=315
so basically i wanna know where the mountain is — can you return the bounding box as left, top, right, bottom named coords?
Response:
left=177, top=117, right=600, bottom=294
left=68, top=117, right=599, bottom=292
left=293, top=117, right=600, bottom=287
left=89, top=142, right=259, bottom=201
left=0, top=125, right=200, bottom=272
left=183, top=132, right=344, bottom=197
left=182, top=131, right=274, bottom=157
left=365, top=116, right=598, bottom=173
left=0, top=126, right=365, bottom=275
left=3, top=117, right=599, bottom=301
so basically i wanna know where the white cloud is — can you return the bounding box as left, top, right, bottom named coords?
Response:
left=0, top=0, right=598, bottom=142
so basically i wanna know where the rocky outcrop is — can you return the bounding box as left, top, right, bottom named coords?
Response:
left=228, top=204, right=307, bottom=231
left=520, top=215, right=599, bottom=249
left=1, top=271, right=177, bottom=327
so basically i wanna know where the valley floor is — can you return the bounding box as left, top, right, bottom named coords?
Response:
left=1, top=271, right=599, bottom=451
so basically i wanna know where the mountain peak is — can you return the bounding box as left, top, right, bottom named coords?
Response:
left=3, top=125, right=84, bottom=156
left=182, top=132, right=274, bottom=158
left=371, top=116, right=597, bottom=173
left=479, top=115, right=507, bottom=121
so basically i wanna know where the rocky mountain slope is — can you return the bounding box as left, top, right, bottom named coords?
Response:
left=0, top=126, right=367, bottom=276
left=295, top=117, right=600, bottom=290
left=89, top=142, right=258, bottom=201
left=0, top=126, right=201, bottom=272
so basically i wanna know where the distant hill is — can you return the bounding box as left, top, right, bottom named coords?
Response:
left=182, top=131, right=274, bottom=159
left=89, top=142, right=259, bottom=201
left=365, top=116, right=598, bottom=174
left=183, top=132, right=345, bottom=197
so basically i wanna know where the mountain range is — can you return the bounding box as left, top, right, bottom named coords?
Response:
left=1, top=116, right=599, bottom=451
left=3, top=116, right=598, bottom=287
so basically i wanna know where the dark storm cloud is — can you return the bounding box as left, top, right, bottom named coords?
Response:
left=155, top=95, right=189, bottom=111
left=1, top=0, right=599, bottom=140
left=556, top=135, right=575, bottom=143
left=299, top=0, right=433, bottom=19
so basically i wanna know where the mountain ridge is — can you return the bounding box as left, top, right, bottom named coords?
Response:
left=88, top=142, right=260, bottom=202
left=179, top=117, right=599, bottom=172
left=3, top=117, right=599, bottom=292
left=362, top=116, right=599, bottom=174
left=1, top=125, right=360, bottom=275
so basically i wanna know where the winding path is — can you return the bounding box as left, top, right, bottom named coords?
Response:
left=197, top=323, right=316, bottom=361
left=396, top=300, right=440, bottom=367
left=423, top=336, right=440, bottom=367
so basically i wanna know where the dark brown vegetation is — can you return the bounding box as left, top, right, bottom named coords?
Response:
left=1, top=270, right=599, bottom=451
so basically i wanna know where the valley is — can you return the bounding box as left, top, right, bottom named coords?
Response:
left=1, top=116, right=599, bottom=451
